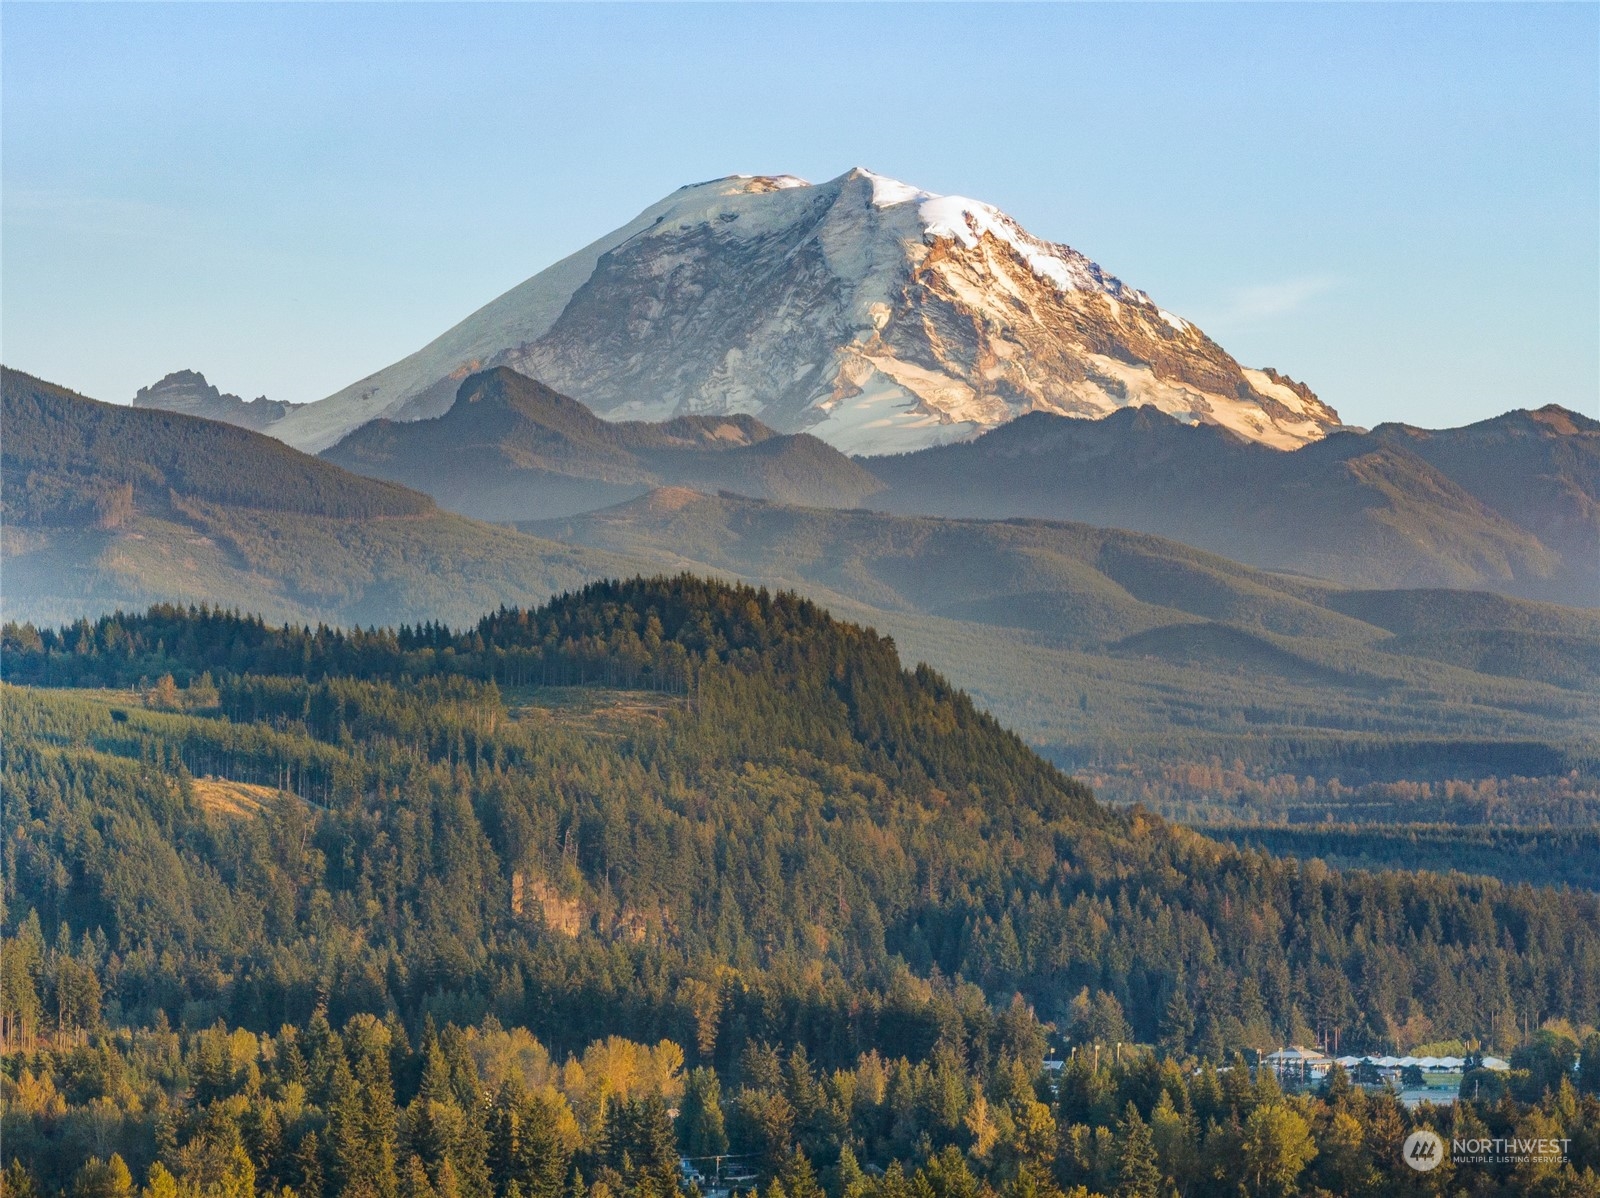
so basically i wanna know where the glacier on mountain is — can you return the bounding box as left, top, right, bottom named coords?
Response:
left=271, top=168, right=1342, bottom=456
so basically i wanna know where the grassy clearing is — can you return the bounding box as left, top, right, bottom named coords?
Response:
left=190, top=777, right=285, bottom=818
left=506, top=686, right=685, bottom=736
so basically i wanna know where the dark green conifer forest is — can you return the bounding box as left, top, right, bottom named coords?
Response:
left=4, top=578, right=1600, bottom=1197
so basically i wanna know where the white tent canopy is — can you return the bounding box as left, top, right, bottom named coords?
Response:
left=1333, top=1054, right=1481, bottom=1072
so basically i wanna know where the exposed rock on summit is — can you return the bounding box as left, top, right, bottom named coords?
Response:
left=133, top=370, right=302, bottom=433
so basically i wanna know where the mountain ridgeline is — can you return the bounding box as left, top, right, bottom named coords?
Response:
left=4, top=366, right=430, bottom=524
left=316, top=368, right=1596, bottom=605
left=132, top=369, right=305, bottom=432
left=1370, top=405, right=1600, bottom=589
left=0, top=368, right=648, bottom=629
left=865, top=403, right=1599, bottom=606
left=321, top=367, right=884, bottom=521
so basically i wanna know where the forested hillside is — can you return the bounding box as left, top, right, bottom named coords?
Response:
left=5, top=578, right=1600, bottom=1196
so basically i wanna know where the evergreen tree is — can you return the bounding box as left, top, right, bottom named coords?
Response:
left=919, top=1149, right=977, bottom=1198
left=2, top=1162, right=39, bottom=1198
left=1111, top=1105, right=1160, bottom=1198
left=1157, top=981, right=1193, bottom=1058
left=634, top=1097, right=682, bottom=1198
left=296, top=1132, right=325, bottom=1198
left=679, top=1068, right=730, bottom=1158
left=777, top=1153, right=823, bottom=1198
left=832, top=1147, right=866, bottom=1198
left=402, top=1158, right=439, bottom=1198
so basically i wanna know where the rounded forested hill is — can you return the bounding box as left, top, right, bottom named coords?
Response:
left=2, top=574, right=1106, bottom=829
left=6, top=573, right=1600, bottom=1063
left=2, top=367, right=434, bottom=523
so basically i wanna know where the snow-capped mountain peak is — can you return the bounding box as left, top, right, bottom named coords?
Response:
left=273, top=168, right=1341, bottom=456
left=855, top=168, right=1142, bottom=300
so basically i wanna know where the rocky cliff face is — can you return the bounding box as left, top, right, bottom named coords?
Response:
left=274, top=169, right=1343, bottom=455
left=132, top=370, right=301, bottom=432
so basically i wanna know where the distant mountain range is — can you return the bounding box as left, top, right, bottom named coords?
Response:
left=147, top=169, right=1342, bottom=455
left=526, top=484, right=1600, bottom=682
left=866, top=402, right=1599, bottom=605
left=1368, top=405, right=1598, bottom=590
left=522, top=486, right=1518, bottom=647
left=133, top=369, right=303, bottom=431
left=321, top=366, right=883, bottom=521
left=302, top=367, right=1597, bottom=607
left=1, top=369, right=644, bottom=628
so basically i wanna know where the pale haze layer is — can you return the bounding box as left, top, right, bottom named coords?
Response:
left=3, top=3, right=1595, bottom=432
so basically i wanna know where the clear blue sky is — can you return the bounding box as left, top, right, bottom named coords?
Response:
left=3, top=2, right=1595, bottom=430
